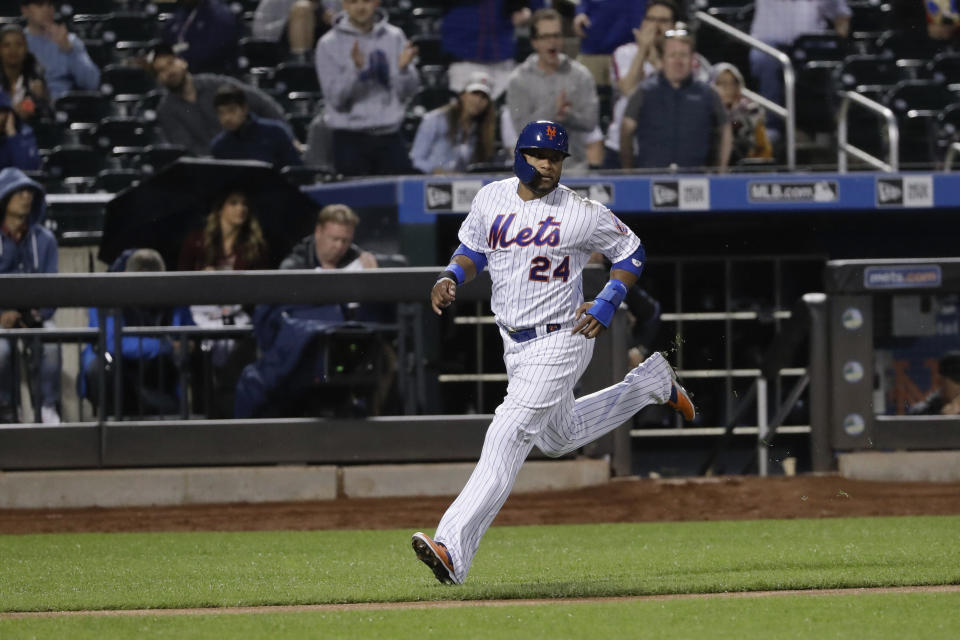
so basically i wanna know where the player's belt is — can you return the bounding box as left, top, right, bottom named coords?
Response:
left=503, top=323, right=563, bottom=343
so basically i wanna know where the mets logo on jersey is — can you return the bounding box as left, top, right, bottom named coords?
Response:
left=545, top=125, right=557, bottom=140
left=610, top=212, right=629, bottom=235
left=488, top=214, right=561, bottom=249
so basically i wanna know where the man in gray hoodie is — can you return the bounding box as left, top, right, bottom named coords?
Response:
left=505, top=8, right=599, bottom=172
left=314, top=0, right=420, bottom=176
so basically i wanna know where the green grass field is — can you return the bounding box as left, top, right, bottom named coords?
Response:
left=1, top=516, right=959, bottom=638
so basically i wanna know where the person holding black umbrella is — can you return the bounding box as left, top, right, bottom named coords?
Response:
left=178, top=189, right=271, bottom=417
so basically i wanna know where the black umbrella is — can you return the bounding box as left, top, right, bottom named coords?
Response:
left=99, top=158, right=318, bottom=268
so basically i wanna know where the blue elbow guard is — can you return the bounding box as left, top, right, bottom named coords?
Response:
left=612, top=244, right=645, bottom=278
left=452, top=243, right=487, bottom=274
left=587, top=279, right=628, bottom=328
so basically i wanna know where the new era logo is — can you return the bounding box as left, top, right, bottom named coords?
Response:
left=876, top=178, right=903, bottom=205
left=651, top=181, right=679, bottom=208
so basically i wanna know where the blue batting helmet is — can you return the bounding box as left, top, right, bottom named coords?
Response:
left=513, top=120, right=570, bottom=184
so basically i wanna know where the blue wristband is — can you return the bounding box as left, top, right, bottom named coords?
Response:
left=439, top=263, right=465, bottom=285
left=586, top=279, right=628, bottom=328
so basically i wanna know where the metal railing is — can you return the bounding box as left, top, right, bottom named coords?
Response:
left=944, top=141, right=960, bottom=171
left=837, top=91, right=899, bottom=173
left=695, top=10, right=796, bottom=171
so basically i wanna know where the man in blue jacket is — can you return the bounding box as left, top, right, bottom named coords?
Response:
left=210, top=84, right=302, bottom=168
left=0, top=167, right=60, bottom=423
left=0, top=91, right=41, bottom=172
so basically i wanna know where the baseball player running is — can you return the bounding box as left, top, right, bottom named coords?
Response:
left=412, top=120, right=695, bottom=585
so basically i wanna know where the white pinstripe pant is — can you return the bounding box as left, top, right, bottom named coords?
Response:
left=434, top=330, right=673, bottom=583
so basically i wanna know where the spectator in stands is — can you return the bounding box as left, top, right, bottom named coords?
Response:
left=148, top=43, right=289, bottom=157
left=314, top=0, right=420, bottom=176
left=0, top=91, right=41, bottom=171
left=909, top=351, right=960, bottom=415
left=506, top=8, right=598, bottom=172
left=927, top=0, right=960, bottom=40
left=161, top=0, right=242, bottom=76
left=749, top=0, right=850, bottom=135
left=712, top=62, right=773, bottom=164
left=178, top=190, right=269, bottom=417
left=0, top=168, right=60, bottom=424
left=572, top=0, right=648, bottom=88
left=80, top=249, right=194, bottom=417
left=0, top=25, right=51, bottom=125
left=409, top=71, right=497, bottom=174
left=281, top=203, right=377, bottom=271
left=619, top=29, right=731, bottom=171
left=19, top=0, right=100, bottom=101
left=604, top=2, right=712, bottom=168
left=253, top=0, right=341, bottom=58
left=210, top=84, right=302, bottom=168
left=442, top=1, right=543, bottom=99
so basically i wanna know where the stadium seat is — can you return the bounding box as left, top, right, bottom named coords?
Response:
left=271, top=61, right=321, bottom=94
left=55, top=91, right=111, bottom=126
left=238, top=37, right=282, bottom=71
left=93, top=116, right=155, bottom=150
left=287, top=113, right=313, bottom=144
left=885, top=80, right=955, bottom=165
left=31, top=118, right=63, bottom=153
left=419, top=64, right=448, bottom=89
left=44, top=145, right=106, bottom=191
left=82, top=38, right=112, bottom=69
left=100, top=11, right=159, bottom=44
left=876, top=31, right=946, bottom=63
left=790, top=34, right=849, bottom=63
left=135, top=90, right=165, bottom=121
left=139, top=144, right=190, bottom=174
left=280, top=165, right=337, bottom=187
left=410, top=35, right=447, bottom=67
left=935, top=102, right=960, bottom=159
left=835, top=54, right=909, bottom=93
left=60, top=0, right=115, bottom=18
left=847, top=0, right=893, bottom=39
left=929, top=52, right=960, bottom=84
left=93, top=168, right=142, bottom=193
left=100, top=64, right=155, bottom=98
left=408, top=87, right=457, bottom=116
left=410, top=6, right=444, bottom=37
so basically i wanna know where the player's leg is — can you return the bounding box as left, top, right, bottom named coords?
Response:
left=537, top=351, right=675, bottom=458
left=428, top=332, right=591, bottom=583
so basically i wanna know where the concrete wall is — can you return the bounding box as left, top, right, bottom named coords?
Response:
left=0, top=458, right=610, bottom=509
left=838, top=450, right=960, bottom=482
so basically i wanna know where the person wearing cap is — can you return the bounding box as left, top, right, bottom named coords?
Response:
left=19, top=0, right=100, bottom=101
left=505, top=8, right=599, bottom=172
left=409, top=71, right=498, bottom=174
left=909, top=351, right=960, bottom=416
left=712, top=62, right=772, bottom=164
left=0, top=91, right=41, bottom=172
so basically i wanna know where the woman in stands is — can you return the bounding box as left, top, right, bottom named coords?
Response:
left=178, top=190, right=270, bottom=417
left=0, top=25, right=51, bottom=125
left=712, top=62, right=773, bottom=164
left=179, top=190, right=270, bottom=272
left=409, top=71, right=498, bottom=174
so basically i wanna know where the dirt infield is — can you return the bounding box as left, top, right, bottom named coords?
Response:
left=2, top=474, right=959, bottom=535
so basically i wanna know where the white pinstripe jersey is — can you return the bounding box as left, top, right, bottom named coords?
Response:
left=458, top=177, right=642, bottom=329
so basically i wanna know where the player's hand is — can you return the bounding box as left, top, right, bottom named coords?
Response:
left=431, top=278, right=457, bottom=315
left=573, top=13, right=590, bottom=38
left=351, top=40, right=365, bottom=69
left=572, top=302, right=605, bottom=339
